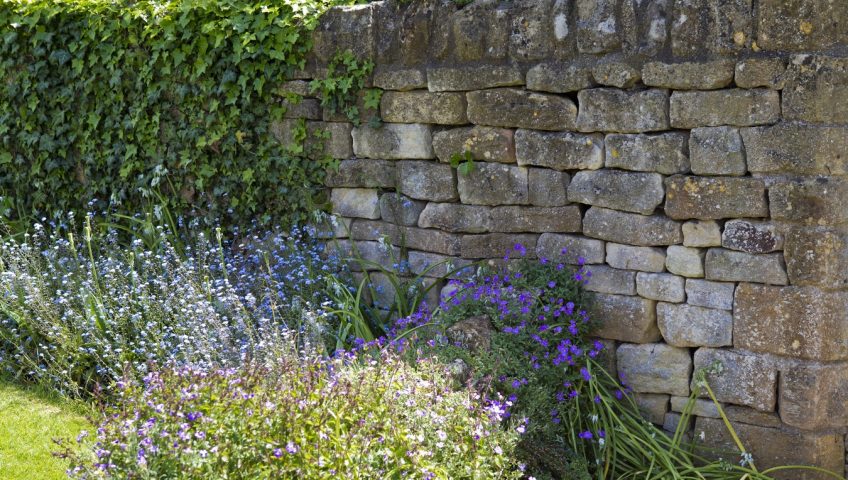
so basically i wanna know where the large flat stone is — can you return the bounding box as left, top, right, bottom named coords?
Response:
left=756, top=1, right=848, bottom=51
left=331, top=188, right=381, bottom=219
left=489, top=206, right=582, bottom=233
left=642, top=60, right=735, bottom=89
left=584, top=207, right=682, bottom=246
left=742, top=124, right=848, bottom=175
left=636, top=272, right=685, bottom=303
left=658, top=303, right=732, bottom=348
left=604, top=133, right=690, bottom=175
left=704, top=248, right=787, bottom=285
left=780, top=362, right=848, bottom=430
left=515, top=130, right=604, bottom=171
left=669, top=89, right=780, bottom=129
left=536, top=233, right=605, bottom=265
left=457, top=163, right=528, bottom=206
left=735, top=58, right=787, bottom=89
left=467, top=88, right=577, bottom=131
left=575, top=0, right=620, bottom=53
left=577, top=88, right=670, bottom=133
left=617, top=343, right=691, bottom=396
left=585, top=266, right=637, bottom=296
left=325, top=159, right=396, bottom=188
left=427, top=65, right=524, bottom=92
left=379, top=193, right=426, bottom=227
left=693, top=348, right=777, bottom=412
left=380, top=91, right=467, bottom=125
left=689, top=127, right=746, bottom=176
left=396, top=161, right=457, bottom=202
left=567, top=170, right=664, bottom=215
left=682, top=220, right=721, bottom=247
left=665, top=245, right=705, bottom=278
left=591, top=296, right=661, bottom=344
left=352, top=123, right=434, bottom=159
left=721, top=219, right=783, bottom=254
left=685, top=279, right=734, bottom=310
left=784, top=227, right=848, bottom=289
left=526, top=63, right=594, bottom=93
left=769, top=178, right=848, bottom=226
left=418, top=203, right=490, bottom=233
left=606, top=243, right=666, bottom=272
left=664, top=176, right=767, bottom=220
left=782, top=55, right=848, bottom=123
left=432, top=126, right=516, bottom=164
left=528, top=168, right=570, bottom=207
left=461, top=233, right=539, bottom=259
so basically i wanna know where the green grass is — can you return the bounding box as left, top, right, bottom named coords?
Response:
left=0, top=381, right=90, bottom=480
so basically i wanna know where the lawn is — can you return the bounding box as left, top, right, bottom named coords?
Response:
left=0, top=382, right=90, bottom=480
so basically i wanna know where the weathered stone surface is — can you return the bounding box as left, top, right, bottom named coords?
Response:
left=665, top=176, right=767, bottom=220
left=352, top=123, right=434, bottom=159
left=396, top=161, right=457, bottom=202
left=704, top=248, right=787, bottom=285
left=458, top=163, right=528, bottom=206
left=490, top=206, right=582, bottom=233
left=537, top=233, right=606, bottom=265
left=584, top=207, right=682, bottom=246
left=528, top=168, right=570, bottom=207
left=617, top=343, right=691, bottom=396
left=272, top=120, right=353, bottom=159
left=468, top=88, right=577, bottom=131
left=446, top=315, right=495, bottom=352
left=277, top=80, right=311, bottom=96
left=634, top=393, right=669, bottom=425
left=670, top=0, right=708, bottom=58
left=515, top=130, right=604, bottom=170
left=724, top=405, right=782, bottom=428
left=742, top=124, right=848, bottom=175
left=693, top=348, right=776, bottom=411
left=348, top=219, right=399, bottom=243
left=408, top=251, right=473, bottom=278
left=348, top=240, right=401, bottom=271
left=757, top=1, right=848, bottom=51
left=349, top=220, right=464, bottom=256
left=461, top=233, right=538, bottom=259
left=769, top=178, right=848, bottom=226
left=685, top=279, right=734, bottom=310
left=637, top=272, right=686, bottom=303
left=418, top=203, right=490, bottom=233
left=380, top=91, right=467, bottom=125
left=371, top=0, right=435, bottom=65
left=432, top=126, right=516, bottom=164
left=606, top=243, right=666, bottom=272
left=784, top=227, right=848, bottom=289
left=577, top=89, right=670, bottom=133
left=670, top=396, right=721, bottom=419
left=734, top=58, right=786, bottom=89
left=721, top=220, right=783, bottom=253
left=585, top=265, right=637, bottom=295
left=379, top=193, right=426, bottom=226
left=591, top=62, right=641, bottom=88
left=604, top=133, right=689, bottom=175
left=575, top=0, right=620, bottom=53
left=311, top=4, right=375, bottom=63
left=282, top=97, right=321, bottom=120
left=689, top=127, right=746, bottom=176
left=666, top=245, right=705, bottom=278
left=662, top=412, right=692, bottom=433
left=783, top=56, right=848, bottom=123
left=642, top=60, right=735, bottom=89
left=372, top=68, right=427, bottom=91
left=780, top=362, right=848, bottom=430
left=567, top=171, right=664, bottom=215
left=694, top=417, right=845, bottom=480
left=326, top=159, right=395, bottom=188
left=591, top=296, right=660, bottom=343
left=448, top=0, right=509, bottom=62
left=427, top=65, right=524, bottom=92
left=734, top=284, right=848, bottom=361
left=526, top=63, right=594, bottom=93
left=659, top=303, right=732, bottom=348
left=331, top=188, right=380, bottom=219
left=620, top=0, right=671, bottom=56
left=682, top=220, right=722, bottom=247
left=669, top=89, right=780, bottom=129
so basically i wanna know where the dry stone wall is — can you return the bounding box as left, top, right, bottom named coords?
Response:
left=285, top=1, right=848, bottom=476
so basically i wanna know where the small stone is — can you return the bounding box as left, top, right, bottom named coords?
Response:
left=666, top=245, right=705, bottom=278
left=670, top=396, right=721, bottom=419
left=526, top=63, right=594, bottom=93
left=277, top=80, right=311, bottom=96
left=536, top=233, right=605, bottom=265
left=669, top=89, right=780, bottom=129
left=461, top=233, right=538, bottom=259
left=664, top=176, right=767, bottom=220
left=427, top=65, right=524, bottom=92
left=592, top=62, right=641, bottom=88
left=325, top=159, right=396, bottom=188
left=585, top=266, right=637, bottom=296
left=642, top=60, right=735, bottom=89
left=636, top=272, right=685, bottom=302
left=742, top=124, right=848, bottom=175
left=489, top=206, right=582, bottom=233
left=457, top=163, right=528, bottom=206
left=577, top=89, right=670, bottom=133
left=467, top=88, right=577, bottom=131
left=704, top=248, right=787, bottom=285
left=528, top=168, right=570, bottom=206
left=721, top=220, right=783, bottom=254
left=617, top=343, right=692, bottom=396
left=567, top=170, right=664, bottom=215
left=515, top=130, right=604, bottom=170
left=682, top=221, right=721, bottom=247
left=734, top=58, right=786, bottom=89
left=352, top=123, right=434, bottom=159
left=689, top=127, right=746, bottom=176
left=584, top=207, right=682, bottom=246
left=685, top=279, right=734, bottom=310
left=658, top=303, right=732, bottom=347
left=380, top=91, right=467, bottom=125
left=606, top=243, right=666, bottom=272
left=379, top=193, right=426, bottom=226
left=432, top=126, right=516, bottom=164
left=396, top=161, right=457, bottom=202
left=780, top=363, right=848, bottom=430
left=693, top=348, right=777, bottom=412
left=446, top=315, right=495, bottom=351
left=418, top=203, right=490, bottom=233
left=634, top=393, right=670, bottom=425
left=784, top=227, right=848, bottom=289
left=372, top=68, right=427, bottom=91
left=604, top=133, right=690, bottom=175
left=769, top=178, right=848, bottom=226
left=592, top=296, right=660, bottom=343
left=331, top=188, right=380, bottom=219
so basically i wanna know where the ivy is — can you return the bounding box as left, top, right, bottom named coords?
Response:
left=0, top=0, right=357, bottom=232
left=309, top=49, right=381, bottom=126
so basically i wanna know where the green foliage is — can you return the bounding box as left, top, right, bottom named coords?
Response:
left=450, top=150, right=476, bottom=176
left=0, top=0, right=352, bottom=232
left=309, top=49, right=381, bottom=126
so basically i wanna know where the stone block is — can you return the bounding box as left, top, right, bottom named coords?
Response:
left=432, top=127, right=516, bottom=164
left=585, top=266, right=637, bottom=296
left=659, top=303, right=732, bottom=348
left=577, top=89, right=670, bottom=133
left=507, top=0, right=572, bottom=61
left=636, top=272, right=686, bottom=303
left=670, top=0, right=708, bottom=58
left=606, top=243, right=666, bottom=272
left=670, top=396, right=721, bottom=419
left=682, top=221, right=722, bottom=247
left=757, top=1, right=848, bottom=52
left=724, top=405, right=782, bottom=428
left=742, top=124, right=848, bottom=175
left=634, top=393, right=670, bottom=425
left=402, top=227, right=463, bottom=256
left=567, top=170, right=664, bottom=215
left=662, top=412, right=692, bottom=433
left=712, top=0, right=753, bottom=54
left=371, top=0, right=434, bottom=65
left=396, top=161, right=457, bottom=202
left=617, top=343, right=692, bottom=396
left=669, top=89, right=780, bottom=129
left=427, top=65, right=524, bottom=92
left=685, top=279, right=734, bottom=310
left=784, top=227, right=848, bottom=289
left=282, top=97, right=321, bottom=120
left=467, top=88, right=577, bottom=131
left=418, top=203, right=490, bottom=233
left=458, top=163, right=528, bottom=206
left=272, top=120, right=353, bottom=159
left=526, top=63, right=594, bottom=93
left=664, top=176, right=767, bottom=220
left=734, top=284, right=848, bottom=361
left=408, top=251, right=473, bottom=278
left=325, top=159, right=395, bottom=188
left=734, top=58, right=787, bottom=89
left=721, top=220, right=783, bottom=254
left=277, top=80, right=311, bottom=97
left=780, top=362, right=848, bottom=430
left=461, top=233, right=539, bottom=259
left=449, top=0, right=510, bottom=62
left=311, top=4, right=376, bottom=63
left=693, top=348, right=776, bottom=411
left=689, top=127, right=746, bottom=176
left=592, top=296, right=660, bottom=343
left=489, top=206, right=582, bottom=233
left=380, top=91, right=467, bottom=125
left=372, top=68, right=427, bottom=91
left=575, top=0, right=620, bottom=53
left=591, top=62, right=641, bottom=88
left=528, top=168, right=570, bottom=207
left=352, top=123, right=433, bottom=159
left=604, top=133, right=690, bottom=175
left=704, top=248, right=787, bottom=285
left=619, top=0, right=671, bottom=56
left=349, top=240, right=401, bottom=271
left=666, top=245, right=705, bottom=278
left=584, top=207, right=682, bottom=246
left=769, top=178, right=848, bottom=226
left=537, top=233, right=606, bottom=265
left=642, top=60, right=735, bottom=89
left=348, top=220, right=399, bottom=243
left=783, top=56, right=848, bottom=123
left=515, top=130, right=604, bottom=170
left=331, top=188, right=380, bottom=219
left=379, top=193, right=426, bottom=227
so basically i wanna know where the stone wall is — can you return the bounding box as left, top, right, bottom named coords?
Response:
left=284, top=1, right=848, bottom=477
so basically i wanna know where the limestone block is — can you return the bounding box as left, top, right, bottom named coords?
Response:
left=467, top=88, right=577, bottom=130
left=685, top=279, right=734, bottom=310
left=689, top=127, right=746, bottom=176
left=408, top=251, right=473, bottom=278
left=311, top=4, right=376, bottom=63
left=591, top=62, right=641, bottom=88
left=734, top=58, right=787, bottom=89
left=658, top=303, right=732, bottom=348
left=489, top=206, right=582, bottom=233
left=769, top=178, right=848, bottom=226
left=325, top=159, right=395, bottom=188
left=536, top=233, right=606, bottom=265
left=682, top=221, right=722, bottom=247
left=457, top=163, right=528, bottom=206
left=418, top=203, right=491, bottom=233
left=585, top=265, right=637, bottom=296
left=372, top=68, right=427, bottom=91
left=664, top=176, right=767, bottom=220
left=617, top=343, right=692, bottom=396
left=782, top=56, right=848, bottom=123
left=670, top=396, right=721, bottom=419
left=584, top=207, right=682, bottom=246
left=432, top=126, right=516, bottom=164
left=693, top=348, right=776, bottom=411
left=757, top=1, right=848, bottom=51
left=396, top=161, right=457, bottom=202
left=604, top=132, right=690, bottom=175
left=670, top=0, right=708, bottom=58
left=427, top=65, right=524, bottom=92
left=507, top=0, right=573, bottom=61
left=575, top=0, right=620, bottom=53
left=606, top=243, right=666, bottom=272
left=662, top=412, right=692, bottom=433
left=723, top=405, right=782, bottom=428
left=636, top=272, right=686, bottom=303
left=721, top=219, right=783, bottom=254
left=379, top=193, right=426, bottom=226
left=282, top=98, right=321, bottom=120
left=634, top=393, right=669, bottom=425
left=665, top=245, right=705, bottom=278
left=780, top=362, right=848, bottom=430
left=449, top=0, right=510, bottom=62
left=592, top=296, right=661, bottom=343
left=577, top=88, right=670, bottom=133
left=642, top=60, right=735, bottom=89
left=704, top=248, right=787, bottom=285
left=380, top=91, right=467, bottom=125
left=567, top=170, right=664, bottom=215
left=349, top=241, right=401, bottom=271
left=515, top=130, right=604, bottom=170
left=461, top=233, right=539, bottom=259
left=352, top=123, right=434, bottom=159
left=528, top=168, right=570, bottom=207
left=784, top=227, right=848, bottom=289
left=526, top=63, right=594, bottom=93
left=331, top=188, right=380, bottom=219
left=669, top=89, right=780, bottom=128
left=349, top=220, right=464, bottom=256
left=742, top=124, right=848, bottom=175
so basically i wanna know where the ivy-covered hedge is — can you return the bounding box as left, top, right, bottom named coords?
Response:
left=0, top=0, right=348, bottom=231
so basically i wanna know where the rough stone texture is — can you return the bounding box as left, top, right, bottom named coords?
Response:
left=379, top=193, right=426, bottom=227
left=617, top=343, right=692, bottom=396
left=432, top=126, right=516, bottom=164
left=461, top=233, right=538, bottom=259
left=577, top=89, right=670, bottom=133
left=665, top=176, right=767, bottom=220
left=636, top=272, right=686, bottom=303
left=515, top=130, right=604, bottom=171
left=325, top=159, right=396, bottom=188
left=705, top=248, right=787, bottom=285
left=586, top=266, right=637, bottom=296
left=592, top=296, right=660, bottom=343
left=693, top=348, right=777, bottom=411
left=584, top=207, right=682, bottom=246
left=489, top=206, right=582, bottom=233
left=734, top=58, right=787, bottom=89
left=372, top=68, right=427, bottom=91
left=311, top=4, right=376, bottom=64
left=669, top=89, right=780, bottom=129
left=769, top=178, right=848, bottom=226
left=662, top=412, right=691, bottom=433
left=604, top=133, right=690, bottom=175
left=467, top=88, right=577, bottom=131
left=784, top=227, right=848, bottom=289
left=331, top=188, right=381, bottom=219
left=634, top=393, right=670, bottom=425
left=685, top=279, right=734, bottom=310
left=670, top=396, right=721, bottom=419
left=606, top=243, right=666, bottom=273
left=780, top=363, right=848, bottom=430
left=427, top=65, right=524, bottom=92
left=282, top=97, right=321, bottom=120
left=349, top=220, right=464, bottom=257
left=689, top=127, right=746, bottom=176
left=272, top=120, right=353, bottom=159
left=665, top=245, right=705, bottom=278
left=575, top=0, right=620, bottom=53
left=396, top=161, right=457, bottom=202
left=446, top=315, right=495, bottom=352
left=742, top=124, right=848, bottom=175
left=782, top=56, right=848, bottom=124
left=658, top=303, right=732, bottom=347
left=734, top=284, right=848, bottom=361
left=380, top=91, right=467, bottom=125
left=724, top=405, right=783, bottom=428
left=721, top=219, right=783, bottom=254
left=536, top=233, right=605, bottom=264
left=567, top=170, right=664, bottom=215
left=352, top=123, right=434, bottom=159
left=642, top=60, right=735, bottom=89
left=528, top=168, right=570, bottom=207
left=457, top=163, right=528, bottom=206
left=591, top=62, right=641, bottom=88
left=526, top=63, right=594, bottom=93
left=418, top=203, right=490, bottom=233
left=408, top=251, right=473, bottom=278
left=682, top=220, right=721, bottom=247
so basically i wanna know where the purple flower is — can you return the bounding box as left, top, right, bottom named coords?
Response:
left=286, top=441, right=298, bottom=454
left=547, top=281, right=556, bottom=289
left=273, top=448, right=283, bottom=458
left=513, top=243, right=527, bottom=256
left=579, top=430, right=593, bottom=440
left=580, top=367, right=592, bottom=381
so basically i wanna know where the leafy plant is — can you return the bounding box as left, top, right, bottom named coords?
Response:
left=450, top=150, right=476, bottom=176
left=309, top=49, right=381, bottom=126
